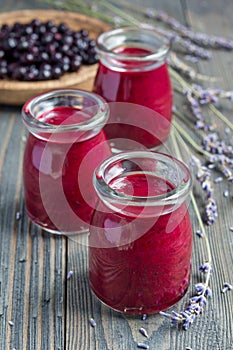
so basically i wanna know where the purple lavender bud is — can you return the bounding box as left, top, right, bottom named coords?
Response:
left=199, top=262, right=212, bottom=273
left=89, top=318, right=96, bottom=327
left=221, top=282, right=233, bottom=293
left=139, top=327, right=149, bottom=338
left=16, top=212, right=22, bottom=220
left=205, top=287, right=212, bottom=298
left=137, top=343, right=149, bottom=349
left=196, top=230, right=204, bottom=237
left=195, top=283, right=205, bottom=295
left=67, top=270, right=73, bottom=279
left=198, top=295, right=207, bottom=306
left=144, top=8, right=156, bottom=19
left=189, top=296, right=200, bottom=303
left=183, top=318, right=192, bottom=331
left=171, top=316, right=181, bottom=324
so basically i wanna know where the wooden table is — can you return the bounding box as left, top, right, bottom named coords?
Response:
left=0, top=0, right=232, bottom=349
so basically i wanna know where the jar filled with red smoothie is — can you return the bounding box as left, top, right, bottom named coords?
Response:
left=89, top=151, right=193, bottom=314
left=22, top=89, right=111, bottom=234
left=93, top=25, right=173, bottom=151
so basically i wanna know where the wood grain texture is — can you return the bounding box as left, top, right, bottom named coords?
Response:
left=0, top=0, right=232, bottom=350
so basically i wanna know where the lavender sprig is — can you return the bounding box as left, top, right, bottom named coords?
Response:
left=161, top=132, right=213, bottom=331
left=156, top=26, right=211, bottom=59
left=167, top=53, right=213, bottom=81
left=190, top=156, right=218, bottom=225
left=154, top=10, right=233, bottom=50
left=160, top=225, right=213, bottom=330
left=184, top=90, right=214, bottom=131
left=177, top=38, right=212, bottom=60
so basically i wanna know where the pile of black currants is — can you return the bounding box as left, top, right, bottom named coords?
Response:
left=0, top=19, right=99, bottom=81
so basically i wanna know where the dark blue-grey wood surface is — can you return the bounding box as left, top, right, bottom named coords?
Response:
left=0, top=0, right=232, bottom=349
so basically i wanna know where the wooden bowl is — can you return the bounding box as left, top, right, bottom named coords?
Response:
left=0, top=9, right=110, bottom=106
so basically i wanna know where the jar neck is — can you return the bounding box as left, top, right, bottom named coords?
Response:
left=22, top=89, right=109, bottom=142
left=96, top=25, right=171, bottom=72
left=94, top=151, right=192, bottom=217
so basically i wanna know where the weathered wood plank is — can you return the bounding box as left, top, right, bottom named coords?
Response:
left=0, top=107, right=66, bottom=350
left=0, top=0, right=232, bottom=349
left=182, top=1, right=233, bottom=349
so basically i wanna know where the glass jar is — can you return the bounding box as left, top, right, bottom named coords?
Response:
left=93, top=25, right=173, bottom=150
left=89, top=151, right=193, bottom=314
left=22, top=89, right=111, bottom=234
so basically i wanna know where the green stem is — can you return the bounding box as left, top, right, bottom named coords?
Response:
left=209, top=104, right=233, bottom=131
left=171, top=128, right=212, bottom=297
left=43, top=0, right=115, bottom=24
left=172, top=118, right=211, bottom=159
left=99, top=0, right=140, bottom=25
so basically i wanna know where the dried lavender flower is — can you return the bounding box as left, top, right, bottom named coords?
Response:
left=190, top=156, right=217, bottom=224
left=139, top=327, right=149, bottom=338
left=223, top=190, right=229, bottom=197
left=141, top=314, right=147, bottom=321
left=8, top=321, right=14, bottom=327
left=168, top=53, right=210, bottom=80
left=178, top=38, right=212, bottom=59
left=154, top=10, right=233, bottom=49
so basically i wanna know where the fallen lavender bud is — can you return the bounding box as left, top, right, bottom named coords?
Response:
left=67, top=270, right=73, bottom=279
left=8, top=321, right=14, bottom=327
left=221, top=282, right=233, bottom=293
left=89, top=318, right=96, bottom=327
left=223, top=190, right=229, bottom=197
left=196, top=230, right=204, bottom=237
left=139, top=327, right=149, bottom=338
left=16, top=212, right=22, bottom=220
left=137, top=342, right=149, bottom=349
left=141, top=314, right=147, bottom=321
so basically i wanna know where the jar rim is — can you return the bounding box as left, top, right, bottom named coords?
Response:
left=22, top=89, right=109, bottom=133
left=94, top=151, right=192, bottom=207
left=96, top=24, right=171, bottom=62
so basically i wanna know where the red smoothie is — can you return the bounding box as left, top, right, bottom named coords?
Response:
left=23, top=106, right=111, bottom=233
left=93, top=47, right=173, bottom=149
left=89, top=173, right=192, bottom=314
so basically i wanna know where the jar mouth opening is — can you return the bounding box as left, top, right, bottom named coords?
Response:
left=96, top=25, right=171, bottom=62
left=22, top=89, right=109, bottom=133
left=94, top=151, right=192, bottom=207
